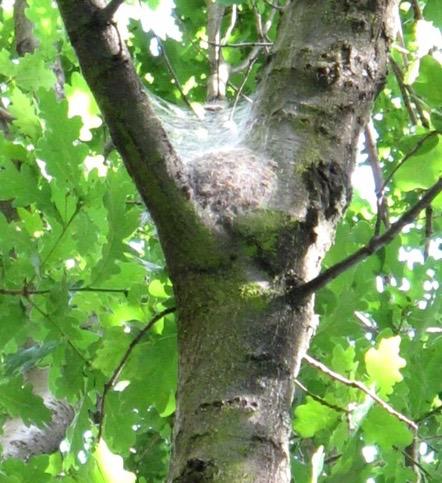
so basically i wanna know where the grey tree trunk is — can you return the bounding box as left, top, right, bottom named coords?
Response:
left=56, top=0, right=398, bottom=481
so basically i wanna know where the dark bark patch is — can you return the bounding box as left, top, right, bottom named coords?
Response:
left=303, top=160, right=349, bottom=218
left=250, top=434, right=284, bottom=454
left=174, top=458, right=217, bottom=483
left=198, top=397, right=259, bottom=413
left=246, top=351, right=292, bottom=379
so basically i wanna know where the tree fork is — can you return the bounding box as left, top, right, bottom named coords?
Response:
left=55, top=0, right=399, bottom=481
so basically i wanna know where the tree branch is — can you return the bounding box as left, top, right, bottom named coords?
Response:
left=303, top=354, right=418, bottom=432
left=56, top=0, right=212, bottom=269
left=294, top=378, right=349, bottom=414
left=410, top=0, right=423, bottom=20
left=417, top=404, right=442, bottom=423
left=99, top=0, right=125, bottom=23
left=0, top=286, right=129, bottom=296
left=389, top=56, right=418, bottom=125
left=97, top=306, right=176, bottom=440
left=424, top=205, right=433, bottom=261
left=156, top=36, right=201, bottom=118
left=297, top=177, right=442, bottom=297
left=208, top=40, right=273, bottom=48
left=365, top=122, right=389, bottom=234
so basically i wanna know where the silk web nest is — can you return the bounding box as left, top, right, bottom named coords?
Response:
left=149, top=94, right=277, bottom=226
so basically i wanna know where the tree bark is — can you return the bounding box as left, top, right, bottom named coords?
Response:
left=55, top=0, right=398, bottom=481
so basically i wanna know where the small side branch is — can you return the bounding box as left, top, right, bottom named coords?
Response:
left=417, top=404, right=442, bottom=423
left=0, top=286, right=129, bottom=297
left=97, top=306, right=176, bottom=440
left=303, top=354, right=418, bottom=432
left=365, top=122, right=390, bottom=234
left=294, top=379, right=349, bottom=414
left=424, top=206, right=433, bottom=260
left=298, top=177, right=442, bottom=297
left=156, top=37, right=201, bottom=118
left=208, top=41, right=273, bottom=48
left=99, top=0, right=125, bottom=23
left=389, top=57, right=417, bottom=125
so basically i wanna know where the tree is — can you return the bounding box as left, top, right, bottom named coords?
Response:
left=0, top=0, right=441, bottom=481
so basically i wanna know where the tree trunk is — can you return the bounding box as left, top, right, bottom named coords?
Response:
left=55, top=0, right=398, bottom=480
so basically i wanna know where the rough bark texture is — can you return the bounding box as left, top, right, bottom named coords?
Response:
left=55, top=0, right=398, bottom=481
left=14, top=0, right=39, bottom=55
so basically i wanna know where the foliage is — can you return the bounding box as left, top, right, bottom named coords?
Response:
left=0, top=0, right=440, bottom=481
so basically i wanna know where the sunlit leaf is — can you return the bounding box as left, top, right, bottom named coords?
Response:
left=365, top=336, right=406, bottom=396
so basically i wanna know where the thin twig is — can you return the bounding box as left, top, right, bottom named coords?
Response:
left=297, top=177, right=442, bottom=297
left=397, top=446, right=431, bottom=479
left=230, top=4, right=276, bottom=74
left=381, top=130, right=438, bottom=192
left=0, top=286, right=128, bottom=297
left=156, top=37, right=201, bottom=118
left=365, top=122, right=389, bottom=233
left=417, top=404, right=442, bottom=423
left=0, top=106, right=15, bottom=123
left=410, top=0, right=423, bottom=20
left=424, top=206, right=433, bottom=260
left=294, top=379, right=349, bottom=414
left=97, top=306, right=176, bottom=440
left=262, top=0, right=284, bottom=11
left=230, top=56, right=257, bottom=119
left=404, top=84, right=430, bottom=128
left=227, top=81, right=253, bottom=103
left=303, top=354, right=418, bottom=431
left=389, top=57, right=418, bottom=125
left=207, top=40, right=273, bottom=48
left=221, top=5, right=237, bottom=45
left=252, top=2, right=272, bottom=54
left=99, top=0, right=125, bottom=23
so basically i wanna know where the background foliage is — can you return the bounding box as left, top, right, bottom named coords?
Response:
left=0, top=0, right=441, bottom=481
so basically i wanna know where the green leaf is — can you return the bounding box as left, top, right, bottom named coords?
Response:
left=413, top=55, right=442, bottom=106
left=217, top=0, right=245, bottom=5
left=145, top=0, right=161, bottom=9
left=394, top=135, right=442, bottom=190
left=0, top=303, right=27, bottom=350
left=91, top=171, right=139, bottom=284
left=94, top=440, right=136, bottom=483
left=124, top=319, right=177, bottom=415
left=0, top=376, right=51, bottom=426
left=0, top=161, right=41, bottom=206
left=0, top=456, right=52, bottom=483
left=331, top=344, right=357, bottom=376
left=15, top=53, right=56, bottom=91
left=293, top=397, right=340, bottom=438
left=36, top=91, right=87, bottom=189
left=365, top=336, right=406, bottom=397
left=0, top=49, right=16, bottom=77
left=424, top=0, right=442, bottom=29
left=102, top=392, right=138, bottom=454
left=64, top=396, right=94, bottom=470
left=362, top=406, right=413, bottom=449
left=9, top=87, right=41, bottom=139
left=93, top=327, right=131, bottom=375
left=148, top=278, right=168, bottom=298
